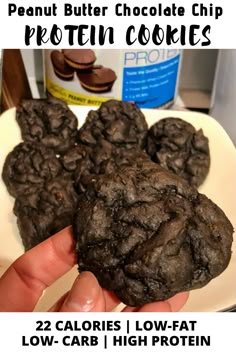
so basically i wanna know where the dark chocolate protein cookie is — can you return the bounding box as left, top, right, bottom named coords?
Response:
left=77, top=100, right=148, bottom=149
left=86, top=140, right=150, bottom=179
left=2, top=142, right=62, bottom=198
left=70, top=139, right=150, bottom=194
left=146, top=117, right=210, bottom=187
left=73, top=160, right=233, bottom=306
left=60, top=143, right=92, bottom=173
left=60, top=143, right=95, bottom=194
left=14, top=175, right=78, bottom=250
left=16, top=97, right=78, bottom=153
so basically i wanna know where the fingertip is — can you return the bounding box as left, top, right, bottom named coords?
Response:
left=167, top=291, right=189, bottom=312
left=59, top=271, right=106, bottom=312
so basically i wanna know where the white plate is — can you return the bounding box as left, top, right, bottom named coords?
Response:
left=0, top=106, right=235, bottom=312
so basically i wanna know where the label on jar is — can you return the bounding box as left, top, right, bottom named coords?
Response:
left=44, top=49, right=181, bottom=108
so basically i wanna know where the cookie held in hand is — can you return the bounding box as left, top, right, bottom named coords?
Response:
left=73, top=160, right=233, bottom=306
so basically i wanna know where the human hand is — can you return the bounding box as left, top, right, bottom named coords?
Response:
left=0, top=227, right=189, bottom=312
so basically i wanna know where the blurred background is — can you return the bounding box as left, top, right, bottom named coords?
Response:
left=1, top=49, right=236, bottom=143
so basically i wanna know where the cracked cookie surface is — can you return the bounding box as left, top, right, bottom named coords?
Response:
left=147, top=117, right=210, bottom=187
left=77, top=100, right=148, bottom=150
left=73, top=160, right=233, bottom=306
left=2, top=142, right=62, bottom=198
left=71, top=139, right=150, bottom=194
left=16, top=97, right=78, bottom=153
left=14, top=175, right=78, bottom=250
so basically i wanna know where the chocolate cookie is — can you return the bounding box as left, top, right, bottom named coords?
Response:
left=87, top=140, right=149, bottom=175
left=60, top=143, right=94, bottom=193
left=73, top=160, right=233, bottom=306
left=80, top=146, right=149, bottom=194
left=63, top=49, right=96, bottom=70
left=77, top=100, right=148, bottom=150
left=2, top=142, right=62, bottom=198
left=62, top=139, right=149, bottom=194
left=16, top=97, right=78, bottom=154
left=51, top=50, right=74, bottom=80
left=77, top=66, right=117, bottom=93
left=14, top=175, right=78, bottom=250
left=60, top=144, right=91, bottom=173
left=146, top=117, right=210, bottom=187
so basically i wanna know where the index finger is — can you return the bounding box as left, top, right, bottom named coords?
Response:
left=0, top=226, right=77, bottom=312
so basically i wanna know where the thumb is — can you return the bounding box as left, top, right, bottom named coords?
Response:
left=58, top=271, right=106, bottom=312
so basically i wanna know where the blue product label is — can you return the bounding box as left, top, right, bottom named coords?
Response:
left=122, top=54, right=180, bottom=108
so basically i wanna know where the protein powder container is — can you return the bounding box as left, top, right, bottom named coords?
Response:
left=44, top=49, right=181, bottom=109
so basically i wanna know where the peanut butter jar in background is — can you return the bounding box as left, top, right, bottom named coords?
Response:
left=44, top=49, right=182, bottom=109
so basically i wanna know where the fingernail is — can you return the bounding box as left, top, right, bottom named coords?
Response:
left=64, top=272, right=100, bottom=311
